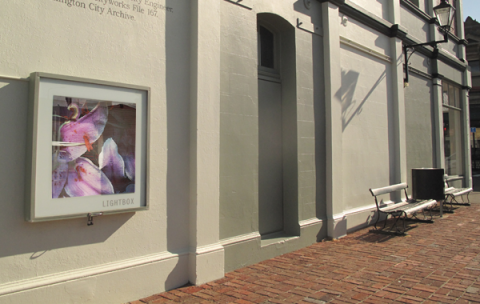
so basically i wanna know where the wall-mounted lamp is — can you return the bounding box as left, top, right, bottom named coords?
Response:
left=403, top=0, right=455, bottom=86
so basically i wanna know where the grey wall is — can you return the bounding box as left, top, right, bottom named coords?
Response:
left=405, top=73, right=435, bottom=191
left=219, top=2, right=259, bottom=239
left=400, top=6, right=430, bottom=43
left=313, top=33, right=327, bottom=220
left=219, top=0, right=325, bottom=272
left=339, top=44, right=394, bottom=211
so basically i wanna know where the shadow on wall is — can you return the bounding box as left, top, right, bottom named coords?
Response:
left=337, top=68, right=387, bottom=131
left=164, top=0, right=191, bottom=290
left=346, top=213, right=375, bottom=234
left=292, top=0, right=328, bottom=224
left=293, top=0, right=312, bottom=16
left=0, top=79, right=133, bottom=259
left=311, top=12, right=327, bottom=222
left=292, top=0, right=323, bottom=36
left=376, top=0, right=389, bottom=21
left=338, top=69, right=360, bottom=131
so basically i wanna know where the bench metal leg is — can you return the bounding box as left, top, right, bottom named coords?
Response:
left=374, top=211, right=382, bottom=230
left=390, top=213, right=404, bottom=235
left=372, top=212, right=408, bottom=235
left=374, top=211, right=397, bottom=230
left=449, top=192, right=471, bottom=206
left=377, top=210, right=434, bottom=235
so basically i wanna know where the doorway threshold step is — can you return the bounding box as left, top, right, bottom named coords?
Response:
left=260, top=231, right=299, bottom=247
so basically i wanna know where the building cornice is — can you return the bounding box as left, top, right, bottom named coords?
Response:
left=391, top=24, right=408, bottom=39
left=437, top=50, right=468, bottom=71
left=318, top=0, right=345, bottom=7
left=339, top=1, right=392, bottom=37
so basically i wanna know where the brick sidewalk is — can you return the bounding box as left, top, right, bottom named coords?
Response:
left=131, top=193, right=480, bottom=304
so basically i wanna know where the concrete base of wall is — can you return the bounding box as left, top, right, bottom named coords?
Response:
left=188, top=244, right=225, bottom=285
left=222, top=219, right=326, bottom=272
left=344, top=205, right=378, bottom=234
left=327, top=215, right=347, bottom=239
left=330, top=204, right=379, bottom=238
left=0, top=252, right=190, bottom=304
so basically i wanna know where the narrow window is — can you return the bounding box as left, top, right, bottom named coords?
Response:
left=442, top=81, right=463, bottom=175
left=259, top=26, right=275, bottom=69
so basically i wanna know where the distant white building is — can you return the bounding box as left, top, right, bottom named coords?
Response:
left=0, top=0, right=470, bottom=303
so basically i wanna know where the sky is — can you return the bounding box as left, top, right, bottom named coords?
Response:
left=462, top=0, right=480, bottom=21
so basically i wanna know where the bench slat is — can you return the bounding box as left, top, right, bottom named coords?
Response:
left=370, top=183, right=408, bottom=196
left=444, top=187, right=456, bottom=194
left=404, top=200, right=437, bottom=215
left=448, top=187, right=472, bottom=197
left=444, top=175, right=472, bottom=197
left=379, top=201, right=409, bottom=212
left=378, top=200, right=436, bottom=214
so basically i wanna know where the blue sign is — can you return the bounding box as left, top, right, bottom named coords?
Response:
left=472, top=127, right=477, bottom=133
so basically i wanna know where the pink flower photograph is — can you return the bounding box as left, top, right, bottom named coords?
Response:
left=52, top=96, right=136, bottom=198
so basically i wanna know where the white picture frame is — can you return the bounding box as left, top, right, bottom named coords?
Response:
left=26, top=72, right=149, bottom=222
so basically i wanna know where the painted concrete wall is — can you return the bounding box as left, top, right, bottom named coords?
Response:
left=340, top=43, right=393, bottom=211
left=313, top=32, right=327, bottom=221
left=438, top=61, right=464, bottom=84
left=407, top=52, right=433, bottom=76
left=296, top=24, right=318, bottom=223
left=338, top=16, right=393, bottom=227
left=442, top=39, right=460, bottom=59
left=219, top=0, right=259, bottom=240
left=188, top=0, right=225, bottom=286
left=0, top=0, right=192, bottom=303
left=349, top=0, right=390, bottom=22
left=219, top=0, right=324, bottom=272
left=405, top=74, right=435, bottom=191
left=400, top=6, right=430, bottom=43
left=339, top=17, right=391, bottom=57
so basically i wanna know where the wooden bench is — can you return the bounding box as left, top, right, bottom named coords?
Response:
left=369, top=183, right=438, bottom=235
left=444, top=175, right=472, bottom=208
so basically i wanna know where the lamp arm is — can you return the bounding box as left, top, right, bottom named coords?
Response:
left=403, top=28, right=449, bottom=86
left=405, top=36, right=448, bottom=49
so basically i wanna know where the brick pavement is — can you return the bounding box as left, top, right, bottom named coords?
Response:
left=130, top=192, right=480, bottom=303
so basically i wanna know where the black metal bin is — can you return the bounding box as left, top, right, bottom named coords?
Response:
left=412, top=168, right=445, bottom=201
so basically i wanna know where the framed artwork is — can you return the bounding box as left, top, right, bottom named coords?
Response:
left=26, top=72, right=149, bottom=222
